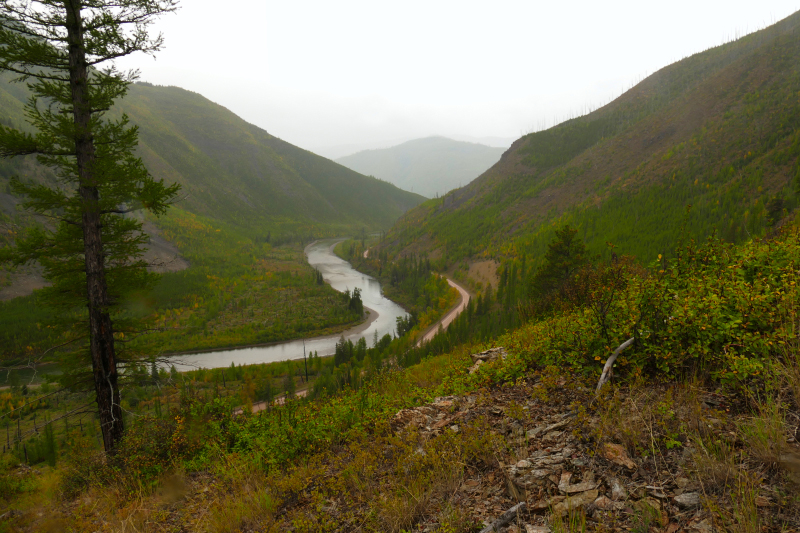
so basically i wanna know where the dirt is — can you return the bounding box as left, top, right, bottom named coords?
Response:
left=468, top=260, right=499, bottom=289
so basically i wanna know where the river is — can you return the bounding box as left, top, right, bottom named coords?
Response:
left=170, top=240, right=408, bottom=371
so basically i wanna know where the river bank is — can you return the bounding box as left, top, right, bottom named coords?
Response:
left=169, top=239, right=409, bottom=370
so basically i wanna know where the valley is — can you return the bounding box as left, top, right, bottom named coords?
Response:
left=2, top=4, right=800, bottom=533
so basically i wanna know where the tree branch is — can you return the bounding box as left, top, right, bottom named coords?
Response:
left=595, top=337, right=635, bottom=396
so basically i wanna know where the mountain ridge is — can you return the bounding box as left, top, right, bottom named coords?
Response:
left=336, top=136, right=506, bottom=198
left=379, top=9, right=800, bottom=274
left=0, top=78, right=425, bottom=238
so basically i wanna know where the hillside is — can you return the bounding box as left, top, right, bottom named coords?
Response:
left=380, top=10, right=800, bottom=275
left=335, top=136, right=506, bottom=198
left=0, top=76, right=425, bottom=237
left=0, top=77, right=424, bottom=355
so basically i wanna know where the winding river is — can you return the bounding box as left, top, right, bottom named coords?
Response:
left=171, top=240, right=408, bottom=371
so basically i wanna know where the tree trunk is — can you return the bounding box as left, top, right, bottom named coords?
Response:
left=65, top=0, right=124, bottom=453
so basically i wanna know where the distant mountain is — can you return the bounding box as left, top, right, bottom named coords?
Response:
left=380, top=10, right=800, bottom=271
left=0, top=77, right=425, bottom=235
left=336, top=137, right=506, bottom=198
left=311, top=138, right=412, bottom=160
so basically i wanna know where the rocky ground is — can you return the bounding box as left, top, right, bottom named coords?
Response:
left=382, top=348, right=800, bottom=533
left=5, top=348, right=800, bottom=532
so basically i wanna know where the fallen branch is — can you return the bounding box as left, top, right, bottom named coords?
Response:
left=478, top=502, right=527, bottom=533
left=595, top=337, right=635, bottom=396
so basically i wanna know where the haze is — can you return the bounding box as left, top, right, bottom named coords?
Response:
left=116, top=0, right=800, bottom=158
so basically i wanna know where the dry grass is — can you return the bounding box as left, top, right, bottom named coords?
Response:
left=548, top=506, right=587, bottom=533
left=203, top=478, right=275, bottom=533
left=692, top=436, right=741, bottom=494
left=738, top=395, right=789, bottom=469
left=590, top=380, right=708, bottom=463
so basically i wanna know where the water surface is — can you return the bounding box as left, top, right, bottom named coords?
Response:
left=171, top=240, right=407, bottom=370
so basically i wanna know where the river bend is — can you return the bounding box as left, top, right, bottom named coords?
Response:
left=171, top=240, right=408, bottom=370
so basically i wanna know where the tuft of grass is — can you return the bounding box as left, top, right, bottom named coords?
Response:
left=589, top=381, right=705, bottom=463
left=703, top=471, right=762, bottom=533
left=204, top=482, right=275, bottom=533
left=549, top=505, right=587, bottom=533
left=692, top=435, right=740, bottom=493
left=738, top=395, right=788, bottom=469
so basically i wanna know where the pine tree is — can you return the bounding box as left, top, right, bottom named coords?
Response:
left=0, top=0, right=179, bottom=453
left=530, top=225, right=588, bottom=298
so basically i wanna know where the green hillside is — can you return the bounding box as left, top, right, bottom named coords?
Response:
left=0, top=77, right=424, bottom=356
left=335, top=136, right=505, bottom=198
left=380, top=10, right=800, bottom=274
left=0, top=77, right=425, bottom=237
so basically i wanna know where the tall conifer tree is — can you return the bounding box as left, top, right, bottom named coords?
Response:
left=0, top=0, right=179, bottom=453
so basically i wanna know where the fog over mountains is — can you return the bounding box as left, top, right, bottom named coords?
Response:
left=336, top=136, right=507, bottom=198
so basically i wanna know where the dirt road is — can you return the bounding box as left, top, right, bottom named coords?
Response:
left=418, top=278, right=470, bottom=346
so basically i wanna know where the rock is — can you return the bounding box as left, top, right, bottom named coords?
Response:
left=689, top=518, right=713, bottom=533
left=516, top=460, right=532, bottom=469
left=544, top=430, right=563, bottom=442
left=525, top=526, right=551, bottom=533
left=674, top=492, right=701, bottom=509
left=527, top=426, right=546, bottom=439
left=432, top=396, right=457, bottom=407
left=531, top=496, right=566, bottom=510
left=593, top=495, right=625, bottom=511
left=564, top=482, right=598, bottom=494
left=470, top=347, right=507, bottom=364
left=468, top=359, right=484, bottom=374
left=552, top=490, right=599, bottom=515
left=536, top=456, right=564, bottom=466
left=432, top=419, right=451, bottom=430
left=601, top=442, right=636, bottom=469
left=390, top=406, right=437, bottom=432
left=544, top=419, right=571, bottom=433
left=558, top=471, right=599, bottom=494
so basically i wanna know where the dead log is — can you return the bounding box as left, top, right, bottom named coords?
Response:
left=595, top=337, right=635, bottom=396
left=478, top=501, right=527, bottom=533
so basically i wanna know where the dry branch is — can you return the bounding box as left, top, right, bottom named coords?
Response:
left=595, top=337, right=635, bottom=396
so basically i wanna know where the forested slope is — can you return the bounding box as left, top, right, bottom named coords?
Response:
left=382, top=10, right=800, bottom=270
left=0, top=76, right=424, bottom=354
left=0, top=76, right=425, bottom=238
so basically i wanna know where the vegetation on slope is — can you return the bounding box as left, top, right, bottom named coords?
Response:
left=3, top=216, right=800, bottom=532
left=0, top=71, right=425, bottom=363
left=0, top=211, right=371, bottom=362
left=381, top=11, right=800, bottom=276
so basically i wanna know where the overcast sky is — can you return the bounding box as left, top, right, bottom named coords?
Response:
left=116, top=1, right=800, bottom=158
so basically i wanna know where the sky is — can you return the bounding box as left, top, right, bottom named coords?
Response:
left=115, top=1, right=800, bottom=158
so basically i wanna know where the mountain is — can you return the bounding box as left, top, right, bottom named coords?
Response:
left=0, top=78, right=425, bottom=237
left=380, top=10, right=800, bottom=274
left=336, top=137, right=506, bottom=198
